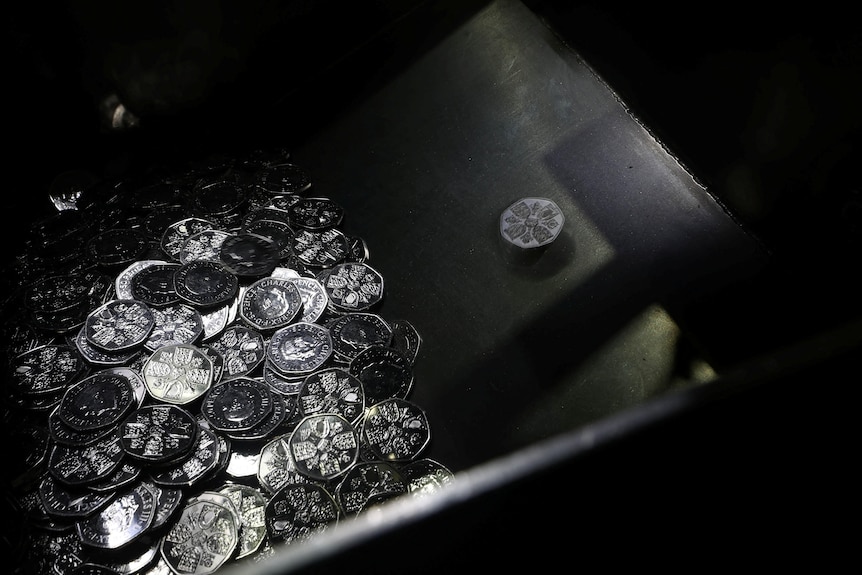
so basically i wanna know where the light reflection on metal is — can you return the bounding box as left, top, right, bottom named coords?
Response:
left=99, top=93, right=140, bottom=131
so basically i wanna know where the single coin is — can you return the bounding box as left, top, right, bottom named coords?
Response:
left=205, top=324, right=267, bottom=381
left=289, top=276, right=329, bottom=323
left=401, top=458, right=455, bottom=497
left=192, top=179, right=248, bottom=218
left=148, top=482, right=185, bottom=532
left=291, top=228, right=349, bottom=269
left=254, top=162, right=312, bottom=195
left=499, top=196, right=565, bottom=249
left=173, top=259, right=238, bottom=309
left=200, top=303, right=231, bottom=342
left=266, top=321, right=332, bottom=376
left=178, top=229, right=232, bottom=265
left=118, top=404, right=200, bottom=465
left=141, top=343, right=214, bottom=405
left=289, top=413, right=359, bottom=482
left=389, top=319, right=422, bottom=365
left=297, top=367, right=365, bottom=424
left=160, top=217, right=216, bottom=261
left=201, top=377, right=274, bottom=433
left=334, top=461, right=407, bottom=515
left=48, top=428, right=126, bottom=487
left=348, top=345, right=414, bottom=405
left=115, top=260, right=168, bottom=300
left=288, top=196, right=344, bottom=230
left=320, top=261, right=385, bottom=313
left=218, top=232, right=281, bottom=277
left=362, top=398, right=430, bottom=462
left=264, top=483, right=339, bottom=546
left=327, top=312, right=393, bottom=362
left=11, top=343, right=86, bottom=397
left=257, top=432, right=313, bottom=495
left=57, top=371, right=136, bottom=431
left=239, top=276, right=303, bottom=333
left=84, top=299, right=155, bottom=353
left=160, top=497, right=239, bottom=575
left=130, top=263, right=181, bottom=307
left=75, top=481, right=157, bottom=550
left=142, top=303, right=204, bottom=352
left=242, top=216, right=294, bottom=258
left=100, top=365, right=148, bottom=407
left=344, top=234, right=370, bottom=263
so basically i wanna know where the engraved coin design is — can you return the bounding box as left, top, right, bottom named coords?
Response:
left=160, top=217, right=216, bottom=261
left=262, top=361, right=305, bottom=395
left=348, top=345, right=414, bottom=405
left=86, top=461, right=142, bottom=494
left=179, top=229, right=232, bottom=265
left=297, top=367, right=365, bottom=424
left=206, top=324, right=266, bottom=381
left=75, top=481, right=157, bottom=550
left=257, top=432, right=311, bottom=495
left=142, top=303, right=204, bottom=352
left=265, top=483, right=339, bottom=545
left=288, top=197, right=344, bottom=230
left=48, top=429, right=126, bottom=487
left=500, top=197, right=565, bottom=248
left=160, top=498, right=239, bottom=574
left=254, top=162, right=312, bottom=195
left=239, top=276, right=303, bottom=333
left=289, top=413, right=359, bottom=482
left=201, top=378, right=274, bottom=432
left=74, top=325, right=141, bottom=366
left=24, top=273, right=92, bottom=313
left=48, top=405, right=116, bottom=447
left=119, top=404, right=199, bottom=464
left=266, top=322, right=332, bottom=376
left=291, top=228, right=349, bottom=269
left=115, top=260, right=168, bottom=300
left=37, top=473, right=115, bottom=519
left=84, top=299, right=155, bottom=352
left=218, top=483, right=268, bottom=559
left=320, top=262, right=384, bottom=313
left=290, top=276, right=328, bottom=323
left=389, top=318, right=422, bottom=365
left=173, top=259, right=238, bottom=309
left=149, top=483, right=185, bottom=531
left=226, top=390, right=291, bottom=442
left=142, top=343, right=214, bottom=404
left=149, top=425, right=220, bottom=488
left=328, top=312, right=393, bottom=362
left=12, top=343, right=85, bottom=396
left=242, top=217, right=294, bottom=260
left=362, top=398, right=430, bottom=462
left=200, top=304, right=231, bottom=342
left=57, top=371, right=136, bottom=431
left=218, top=232, right=280, bottom=277
left=334, top=461, right=407, bottom=515
left=130, top=263, right=182, bottom=307
left=401, top=458, right=455, bottom=497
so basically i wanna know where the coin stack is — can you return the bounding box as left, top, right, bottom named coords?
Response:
left=1, top=151, right=455, bottom=575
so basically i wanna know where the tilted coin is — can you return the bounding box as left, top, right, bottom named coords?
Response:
left=178, top=229, right=232, bottom=265
left=114, top=260, right=168, bottom=300
left=173, top=259, right=238, bottom=309
left=344, top=234, right=370, bottom=263
left=57, top=371, right=136, bottom=431
left=266, top=192, right=303, bottom=211
left=289, top=276, right=329, bottom=324
left=142, top=303, right=204, bottom=352
left=148, top=425, right=220, bottom=488
left=297, top=367, right=365, bottom=425
left=348, top=345, right=414, bottom=405
left=48, top=405, right=116, bottom=447
left=84, top=299, right=155, bottom=353
left=253, top=162, right=312, bottom=195
left=262, top=360, right=304, bottom=395
left=130, top=263, right=182, bottom=307
left=218, top=232, right=281, bottom=278
left=264, top=483, right=339, bottom=546
left=37, top=473, right=115, bottom=519
left=334, top=461, right=407, bottom=515
left=201, top=377, right=274, bottom=433
left=142, top=343, right=214, bottom=405
left=266, top=321, right=332, bottom=376
left=327, top=312, right=393, bottom=362
left=226, top=389, right=291, bottom=442
left=200, top=303, right=231, bottom=342
left=499, top=196, right=565, bottom=249
left=160, top=217, right=216, bottom=262
left=148, top=482, right=185, bottom=532
left=118, top=404, right=200, bottom=465
left=288, top=196, right=344, bottom=230
left=74, top=325, right=141, bottom=367
left=319, top=261, right=385, bottom=313
left=199, top=343, right=225, bottom=385
left=48, top=428, right=126, bottom=487
left=101, top=366, right=148, bottom=407
left=160, top=497, right=239, bottom=575
left=205, top=324, right=266, bottom=381
left=361, top=398, right=430, bottom=462
left=400, top=458, right=455, bottom=497
left=291, top=228, right=349, bottom=269
left=86, top=461, right=142, bottom=494
left=75, top=480, right=157, bottom=550
left=238, top=276, right=303, bottom=333
left=217, top=483, right=269, bottom=559
left=389, top=318, right=422, bottom=365
left=11, top=343, right=86, bottom=397
left=289, top=413, right=359, bottom=482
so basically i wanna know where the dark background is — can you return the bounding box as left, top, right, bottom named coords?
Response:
left=3, top=0, right=859, bottom=568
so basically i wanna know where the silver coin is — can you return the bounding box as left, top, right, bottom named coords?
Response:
left=348, top=345, right=414, bottom=405
left=499, top=197, right=565, bottom=249
left=23, top=272, right=92, bottom=313
left=264, top=483, right=339, bottom=546
left=84, top=299, right=155, bottom=353
left=289, top=413, right=359, bottom=482
left=288, top=196, right=344, bottom=230
left=200, top=303, right=230, bottom=342
left=75, top=481, right=157, bottom=550
left=74, top=325, right=141, bottom=367
left=173, top=259, right=238, bottom=309
left=289, top=276, right=329, bottom=323
left=239, top=276, right=303, bottom=333
left=266, top=322, right=332, bottom=376
left=11, top=343, right=86, bottom=397
left=57, top=371, right=136, bottom=431
left=178, top=229, right=232, bottom=265
left=100, top=366, right=148, bottom=407
left=227, top=388, right=292, bottom=442
left=218, top=232, right=281, bottom=277
left=114, top=260, right=168, bottom=300
left=361, top=398, right=430, bottom=462
left=400, top=458, right=455, bottom=497
left=257, top=432, right=313, bottom=495
left=142, top=343, right=214, bottom=405
left=262, top=360, right=305, bottom=395
left=297, top=367, right=365, bottom=425
left=147, top=482, right=185, bottom=531
left=48, top=429, right=126, bottom=487
left=86, top=228, right=150, bottom=268
left=86, top=461, right=142, bottom=494
left=160, top=217, right=216, bottom=261
left=160, top=497, right=238, bottom=574
left=37, top=473, right=115, bottom=519
left=253, top=162, right=312, bottom=195
left=334, top=460, right=407, bottom=515
left=149, top=425, right=220, bottom=488
left=319, top=262, right=385, bottom=313
left=201, top=377, right=274, bottom=433
left=129, top=263, right=182, bottom=307
left=242, top=218, right=294, bottom=260
left=216, top=483, right=268, bottom=559
left=118, top=404, right=199, bottom=465
left=142, top=303, right=204, bottom=352
left=327, top=312, right=393, bottom=362
left=206, top=324, right=266, bottom=381
left=291, top=228, right=349, bottom=269
left=389, top=319, right=422, bottom=365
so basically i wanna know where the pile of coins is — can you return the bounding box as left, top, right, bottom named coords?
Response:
left=1, top=150, right=454, bottom=575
